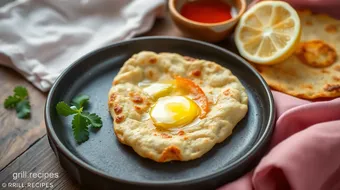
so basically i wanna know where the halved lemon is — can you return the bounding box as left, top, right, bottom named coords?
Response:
left=235, top=1, right=301, bottom=65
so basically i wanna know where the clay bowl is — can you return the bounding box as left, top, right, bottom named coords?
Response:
left=169, top=0, right=247, bottom=42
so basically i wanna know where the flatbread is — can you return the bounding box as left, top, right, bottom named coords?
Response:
left=108, top=51, right=248, bottom=162
left=253, top=10, right=340, bottom=99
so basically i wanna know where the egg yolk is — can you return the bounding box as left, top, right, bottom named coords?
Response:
left=150, top=96, right=200, bottom=129
left=142, top=83, right=173, bottom=99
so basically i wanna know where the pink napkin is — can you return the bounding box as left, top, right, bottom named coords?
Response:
left=219, top=1, right=340, bottom=189
left=219, top=92, right=340, bottom=190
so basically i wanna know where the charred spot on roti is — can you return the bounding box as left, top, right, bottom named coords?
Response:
left=321, top=69, right=330, bottom=74
left=115, top=115, right=125, bottom=123
left=305, top=20, right=313, bottom=26
left=183, top=56, right=196, bottom=61
left=161, top=133, right=172, bottom=138
left=129, top=92, right=144, bottom=104
left=324, top=84, right=340, bottom=92
left=177, top=130, right=185, bottom=136
left=134, top=106, right=143, bottom=113
left=158, top=146, right=181, bottom=162
left=295, top=40, right=337, bottom=68
left=325, top=24, right=337, bottom=33
left=113, top=104, right=123, bottom=114
left=334, top=65, right=340, bottom=72
left=191, top=69, right=201, bottom=77
left=333, top=76, right=340, bottom=81
left=109, top=93, right=117, bottom=101
left=149, top=57, right=157, bottom=64
left=223, top=89, right=231, bottom=96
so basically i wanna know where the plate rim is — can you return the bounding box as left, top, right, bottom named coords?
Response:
left=45, top=36, right=275, bottom=186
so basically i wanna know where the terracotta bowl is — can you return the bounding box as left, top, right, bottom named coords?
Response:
left=169, top=0, right=247, bottom=42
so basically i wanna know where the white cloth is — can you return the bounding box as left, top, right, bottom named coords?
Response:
left=0, top=0, right=165, bottom=91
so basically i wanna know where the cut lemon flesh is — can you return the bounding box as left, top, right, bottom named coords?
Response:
left=235, top=1, right=301, bottom=65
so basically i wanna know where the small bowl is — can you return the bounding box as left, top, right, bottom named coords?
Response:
left=169, top=0, right=247, bottom=42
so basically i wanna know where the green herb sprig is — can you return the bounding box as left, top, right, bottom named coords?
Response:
left=56, top=95, right=102, bottom=143
left=4, top=86, right=31, bottom=119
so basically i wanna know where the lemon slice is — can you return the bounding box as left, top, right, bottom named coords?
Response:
left=235, top=1, right=301, bottom=65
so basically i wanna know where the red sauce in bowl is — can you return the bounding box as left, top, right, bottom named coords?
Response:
left=180, top=0, right=232, bottom=24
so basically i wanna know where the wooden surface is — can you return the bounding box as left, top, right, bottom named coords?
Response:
left=0, top=14, right=186, bottom=189
left=0, top=67, right=47, bottom=169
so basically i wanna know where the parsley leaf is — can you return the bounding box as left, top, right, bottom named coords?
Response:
left=82, top=112, right=103, bottom=128
left=4, top=86, right=30, bottom=119
left=71, top=95, right=89, bottom=109
left=72, top=114, right=89, bottom=143
left=56, top=94, right=102, bottom=144
left=56, top=102, right=78, bottom=116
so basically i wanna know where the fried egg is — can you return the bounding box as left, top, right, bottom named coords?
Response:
left=150, top=96, right=200, bottom=128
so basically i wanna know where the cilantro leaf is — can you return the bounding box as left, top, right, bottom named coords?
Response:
left=14, top=86, right=28, bottom=99
left=4, top=96, right=21, bottom=108
left=16, top=99, right=30, bottom=118
left=71, top=95, right=89, bottom=109
left=3, top=86, right=30, bottom=119
left=72, top=114, right=89, bottom=143
left=56, top=94, right=102, bottom=144
left=82, top=112, right=103, bottom=128
left=56, top=102, right=78, bottom=116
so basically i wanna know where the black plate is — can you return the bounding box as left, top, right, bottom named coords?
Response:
left=45, top=37, right=275, bottom=190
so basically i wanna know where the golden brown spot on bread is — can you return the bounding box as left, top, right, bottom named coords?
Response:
left=334, top=65, right=340, bottom=72
left=321, top=69, right=330, bottom=74
left=148, top=70, right=153, bottom=78
left=177, top=130, right=185, bottom=136
left=113, top=104, right=123, bottom=114
left=183, top=56, right=196, bottom=61
left=132, top=96, right=143, bottom=104
left=161, top=133, right=172, bottom=138
left=295, top=40, right=337, bottom=68
left=301, top=84, right=313, bottom=89
left=149, top=57, right=157, bottom=64
left=158, top=146, right=181, bottom=162
left=333, top=76, right=340, bottom=81
left=325, top=24, right=337, bottom=33
left=110, top=93, right=117, bottom=101
left=134, top=106, right=143, bottom=113
left=129, top=92, right=144, bottom=104
left=215, top=65, right=222, bottom=72
left=115, top=115, right=125, bottom=123
left=112, top=80, right=119, bottom=85
left=192, top=70, right=201, bottom=77
left=305, top=20, right=313, bottom=26
left=183, top=137, right=188, bottom=140
left=324, top=84, right=340, bottom=92
left=108, top=102, right=114, bottom=108
left=223, top=89, right=230, bottom=96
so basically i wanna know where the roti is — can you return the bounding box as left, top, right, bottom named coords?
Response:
left=108, top=51, right=248, bottom=162
left=253, top=10, right=340, bottom=99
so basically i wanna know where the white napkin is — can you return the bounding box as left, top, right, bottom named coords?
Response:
left=0, top=0, right=165, bottom=91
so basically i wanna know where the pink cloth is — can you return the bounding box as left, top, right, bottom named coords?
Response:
left=219, top=1, right=340, bottom=189
left=219, top=91, right=340, bottom=190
